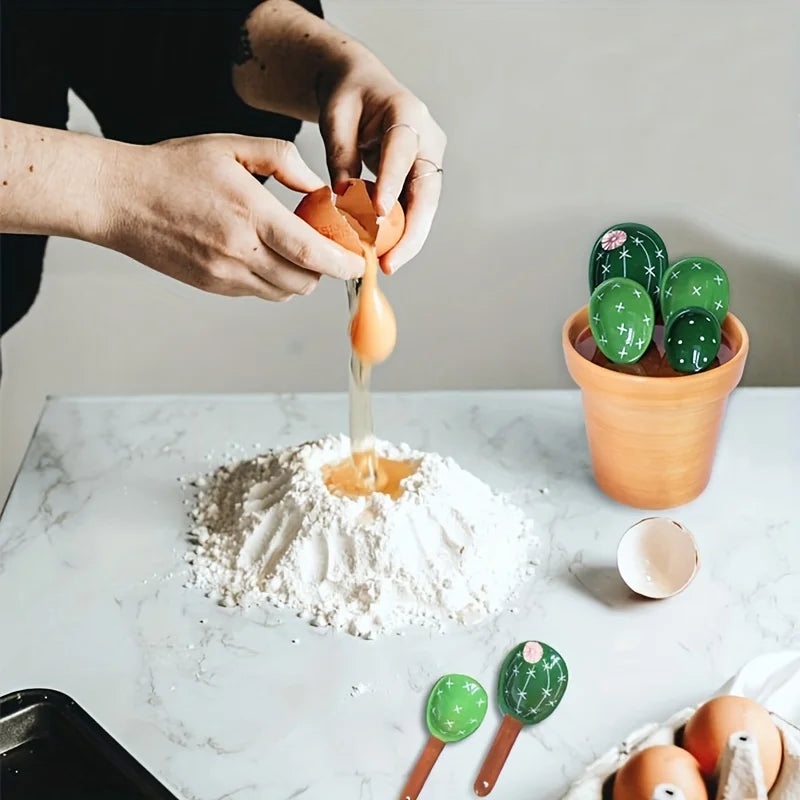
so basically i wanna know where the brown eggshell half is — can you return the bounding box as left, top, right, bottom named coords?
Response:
left=336, top=179, right=405, bottom=256
left=294, top=187, right=363, bottom=256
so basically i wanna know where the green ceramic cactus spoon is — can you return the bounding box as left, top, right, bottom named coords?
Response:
left=474, top=641, right=568, bottom=797
left=399, top=674, right=488, bottom=800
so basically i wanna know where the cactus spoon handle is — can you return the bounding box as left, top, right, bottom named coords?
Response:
left=474, top=715, right=524, bottom=796
left=398, top=735, right=445, bottom=800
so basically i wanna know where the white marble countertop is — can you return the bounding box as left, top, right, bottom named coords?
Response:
left=0, top=388, right=798, bottom=800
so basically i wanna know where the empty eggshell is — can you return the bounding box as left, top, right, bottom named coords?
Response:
left=617, top=518, right=699, bottom=599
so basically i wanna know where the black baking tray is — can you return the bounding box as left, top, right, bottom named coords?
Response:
left=0, top=689, right=180, bottom=799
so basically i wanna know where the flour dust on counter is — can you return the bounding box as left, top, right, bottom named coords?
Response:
left=185, top=435, right=538, bottom=638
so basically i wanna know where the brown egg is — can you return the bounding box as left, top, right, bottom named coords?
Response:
left=294, top=178, right=404, bottom=257
left=613, top=746, right=708, bottom=800
left=683, top=696, right=783, bottom=789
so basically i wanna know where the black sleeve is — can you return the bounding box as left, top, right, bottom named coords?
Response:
left=61, top=0, right=324, bottom=144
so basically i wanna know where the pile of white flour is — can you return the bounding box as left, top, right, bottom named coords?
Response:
left=186, top=435, right=538, bottom=638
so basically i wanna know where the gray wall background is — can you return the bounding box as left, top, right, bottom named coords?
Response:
left=2, top=0, right=799, bottom=504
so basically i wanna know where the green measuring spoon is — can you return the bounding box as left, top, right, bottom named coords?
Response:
left=474, top=641, right=568, bottom=796
left=399, top=673, right=488, bottom=800
left=589, top=222, right=668, bottom=306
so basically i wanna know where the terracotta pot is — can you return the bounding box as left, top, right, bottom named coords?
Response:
left=562, top=307, right=749, bottom=509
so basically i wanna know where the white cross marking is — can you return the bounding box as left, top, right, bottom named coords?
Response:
left=714, top=274, right=724, bottom=284
left=453, top=705, right=462, bottom=714
left=633, top=289, right=642, bottom=298
left=665, top=287, right=673, bottom=298
left=446, top=678, right=453, bottom=688
left=598, top=335, right=607, bottom=344
left=619, top=347, right=628, bottom=358
left=714, top=300, right=723, bottom=310
left=526, top=668, right=536, bottom=678
left=671, top=270, right=680, bottom=280
left=595, top=252, right=604, bottom=261
left=645, top=265, right=656, bottom=278
left=632, top=236, right=643, bottom=245
left=517, top=690, right=527, bottom=701
left=616, top=323, right=626, bottom=334
left=643, top=315, right=652, bottom=325
left=444, top=720, right=454, bottom=729
left=615, top=302, right=625, bottom=312
left=612, top=283, right=621, bottom=289
left=692, top=262, right=702, bottom=269
left=692, top=286, right=701, bottom=296
left=619, top=248, right=630, bottom=261
left=592, top=314, right=600, bottom=323
left=601, top=264, right=610, bottom=275
left=655, top=248, right=664, bottom=259
left=477, top=697, right=486, bottom=707
left=597, top=292, right=604, bottom=300
left=636, top=338, right=645, bottom=348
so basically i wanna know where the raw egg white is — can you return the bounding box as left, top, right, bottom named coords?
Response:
left=612, top=746, right=708, bottom=800
left=683, top=696, right=783, bottom=789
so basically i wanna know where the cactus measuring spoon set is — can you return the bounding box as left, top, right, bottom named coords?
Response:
left=399, top=640, right=568, bottom=799
left=586, top=222, right=732, bottom=375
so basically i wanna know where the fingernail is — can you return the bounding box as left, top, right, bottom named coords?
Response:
left=377, top=193, right=394, bottom=216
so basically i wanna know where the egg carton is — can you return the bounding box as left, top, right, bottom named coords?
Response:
left=562, top=704, right=800, bottom=800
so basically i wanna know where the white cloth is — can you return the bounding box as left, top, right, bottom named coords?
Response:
left=719, top=651, right=800, bottom=726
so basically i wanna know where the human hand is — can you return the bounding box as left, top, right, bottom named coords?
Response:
left=98, top=134, right=364, bottom=301
left=317, top=58, right=447, bottom=274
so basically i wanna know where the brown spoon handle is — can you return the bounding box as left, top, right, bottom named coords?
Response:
left=474, top=715, right=524, bottom=796
left=398, top=735, right=446, bottom=800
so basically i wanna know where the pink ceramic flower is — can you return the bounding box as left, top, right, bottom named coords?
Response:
left=600, top=229, right=627, bottom=251
left=522, top=641, right=544, bottom=664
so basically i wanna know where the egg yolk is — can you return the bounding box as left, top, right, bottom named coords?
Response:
left=349, top=242, right=397, bottom=365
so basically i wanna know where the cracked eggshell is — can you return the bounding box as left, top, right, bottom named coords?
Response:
left=294, top=179, right=405, bottom=258
left=617, top=518, right=699, bottom=599
left=294, top=186, right=364, bottom=255
left=336, top=178, right=404, bottom=256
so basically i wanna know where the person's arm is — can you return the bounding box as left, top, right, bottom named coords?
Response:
left=232, top=0, right=446, bottom=274
left=0, top=119, right=110, bottom=241
left=0, top=119, right=363, bottom=301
